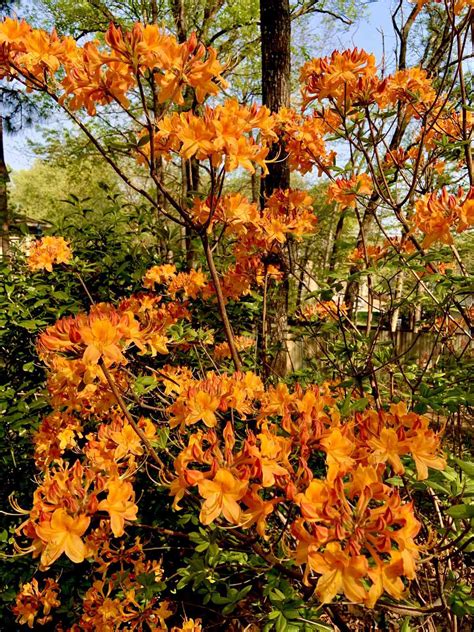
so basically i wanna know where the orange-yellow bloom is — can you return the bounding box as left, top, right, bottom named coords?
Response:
left=320, top=427, right=355, bottom=481
left=310, top=542, right=368, bottom=604
left=78, top=315, right=126, bottom=367
left=368, top=427, right=405, bottom=474
left=184, top=390, right=221, bottom=428
left=197, top=469, right=248, bottom=525
left=13, top=578, right=60, bottom=629
left=97, top=479, right=138, bottom=537
left=367, top=554, right=406, bottom=608
left=327, top=173, right=373, bottom=209
left=35, top=508, right=90, bottom=567
left=27, top=236, right=72, bottom=272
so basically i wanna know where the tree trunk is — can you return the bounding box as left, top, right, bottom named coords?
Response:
left=260, top=0, right=290, bottom=198
left=413, top=285, right=422, bottom=333
left=390, top=270, right=406, bottom=333
left=182, top=157, right=199, bottom=267
left=0, top=114, right=10, bottom=258
left=327, top=212, right=345, bottom=279
left=259, top=0, right=291, bottom=379
left=343, top=194, right=378, bottom=317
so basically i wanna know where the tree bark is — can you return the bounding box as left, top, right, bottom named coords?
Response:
left=260, top=0, right=291, bottom=198
left=0, top=114, right=10, bottom=258
left=390, top=270, right=405, bottom=333
left=181, top=157, right=200, bottom=267
left=259, top=0, right=291, bottom=378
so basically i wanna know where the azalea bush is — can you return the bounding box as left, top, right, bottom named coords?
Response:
left=0, top=1, right=473, bottom=630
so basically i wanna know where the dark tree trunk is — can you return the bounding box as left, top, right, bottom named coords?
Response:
left=0, top=115, right=10, bottom=258
left=259, top=0, right=291, bottom=378
left=260, top=0, right=291, bottom=198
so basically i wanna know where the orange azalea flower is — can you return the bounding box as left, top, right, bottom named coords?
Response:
left=261, top=382, right=295, bottom=417
left=403, top=432, right=446, bottom=480
left=197, top=468, right=248, bottom=525
left=13, top=578, right=60, bottom=629
left=97, top=479, right=138, bottom=537
left=261, top=188, right=317, bottom=245
left=412, top=189, right=458, bottom=246
left=240, top=487, right=279, bottom=538
left=213, top=336, right=255, bottom=361
left=17, top=28, right=63, bottom=75
left=367, top=554, right=406, bottom=608
left=78, top=314, right=126, bottom=367
left=0, top=17, right=30, bottom=44
left=183, top=390, right=221, bottom=428
left=256, top=429, right=292, bottom=487
left=458, top=196, right=474, bottom=232
left=301, top=48, right=377, bottom=107
left=172, top=619, right=203, bottom=632
left=110, top=421, right=145, bottom=460
left=37, top=315, right=82, bottom=356
left=368, top=427, right=405, bottom=474
left=296, top=479, right=335, bottom=522
left=299, top=300, right=346, bottom=322
left=1, top=19, right=226, bottom=110
left=320, top=427, right=355, bottom=482
left=168, top=269, right=208, bottom=299
left=292, top=519, right=330, bottom=584
left=27, top=236, right=72, bottom=272
left=278, top=108, right=335, bottom=174
left=310, top=542, right=368, bottom=603
left=378, top=67, right=436, bottom=112
left=412, top=187, right=473, bottom=247
left=35, top=508, right=90, bottom=567
left=350, top=244, right=387, bottom=264
left=327, top=173, right=373, bottom=209
left=143, top=263, right=177, bottom=289
left=154, top=99, right=277, bottom=174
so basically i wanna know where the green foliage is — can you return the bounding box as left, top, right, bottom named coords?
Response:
left=0, top=252, right=83, bottom=626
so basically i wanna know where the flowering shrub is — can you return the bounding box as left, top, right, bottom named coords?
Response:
left=1, top=1, right=473, bottom=629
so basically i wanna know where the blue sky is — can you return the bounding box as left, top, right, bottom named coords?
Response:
left=4, top=1, right=397, bottom=171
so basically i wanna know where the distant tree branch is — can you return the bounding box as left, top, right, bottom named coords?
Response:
left=290, top=0, right=353, bottom=25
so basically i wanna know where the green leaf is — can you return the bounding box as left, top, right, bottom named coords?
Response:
left=453, top=457, right=474, bottom=479
left=400, top=617, right=412, bottom=632
left=445, top=504, right=474, bottom=519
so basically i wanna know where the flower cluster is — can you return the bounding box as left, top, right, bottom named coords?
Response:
left=143, top=190, right=317, bottom=303
left=327, top=173, right=373, bottom=209
left=12, top=578, right=60, bottom=629
left=350, top=244, right=388, bottom=264
left=298, top=300, right=347, bottom=322
left=68, top=534, right=173, bottom=631
left=143, top=264, right=208, bottom=299
left=140, top=99, right=277, bottom=174
left=300, top=49, right=378, bottom=108
left=275, top=107, right=336, bottom=175
left=38, top=297, right=184, bottom=369
left=167, top=375, right=446, bottom=605
left=213, top=336, right=255, bottom=361
left=300, top=47, right=437, bottom=118
left=412, top=187, right=474, bottom=247
left=0, top=20, right=226, bottom=114
left=27, top=236, right=72, bottom=272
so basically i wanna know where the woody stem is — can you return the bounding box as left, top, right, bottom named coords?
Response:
left=99, top=359, right=166, bottom=470
left=201, top=233, right=242, bottom=372
left=75, top=269, right=165, bottom=469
